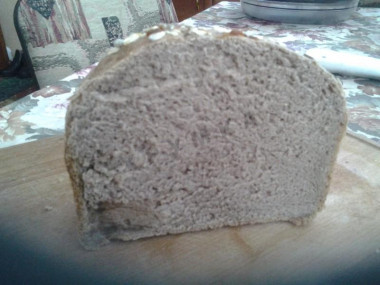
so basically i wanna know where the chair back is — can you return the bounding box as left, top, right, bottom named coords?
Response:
left=14, top=0, right=178, bottom=88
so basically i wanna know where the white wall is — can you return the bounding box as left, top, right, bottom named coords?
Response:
left=0, top=0, right=22, bottom=56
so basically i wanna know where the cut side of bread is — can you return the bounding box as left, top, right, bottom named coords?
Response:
left=65, top=25, right=347, bottom=249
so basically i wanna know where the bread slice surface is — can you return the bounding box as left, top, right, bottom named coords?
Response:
left=65, top=25, right=347, bottom=249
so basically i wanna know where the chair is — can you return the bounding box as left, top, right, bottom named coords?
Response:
left=14, top=0, right=178, bottom=89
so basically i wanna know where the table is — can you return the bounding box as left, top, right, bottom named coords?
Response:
left=0, top=1, right=379, bottom=149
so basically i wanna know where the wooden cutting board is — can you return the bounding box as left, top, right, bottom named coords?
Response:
left=0, top=134, right=379, bottom=284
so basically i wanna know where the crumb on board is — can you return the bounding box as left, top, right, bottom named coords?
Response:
left=44, top=206, right=53, bottom=211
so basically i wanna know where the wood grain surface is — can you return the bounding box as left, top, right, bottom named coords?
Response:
left=0, top=135, right=379, bottom=284
left=173, top=0, right=239, bottom=21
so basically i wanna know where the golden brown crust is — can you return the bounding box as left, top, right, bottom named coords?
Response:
left=65, top=94, right=110, bottom=249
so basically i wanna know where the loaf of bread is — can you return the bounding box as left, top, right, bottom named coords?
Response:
left=65, top=25, right=347, bottom=249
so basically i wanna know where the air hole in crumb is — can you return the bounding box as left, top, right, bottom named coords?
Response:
left=275, top=58, right=283, bottom=65
left=183, top=167, right=191, bottom=174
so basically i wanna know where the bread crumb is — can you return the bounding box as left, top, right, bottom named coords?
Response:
left=44, top=206, right=53, bottom=211
left=65, top=24, right=347, bottom=247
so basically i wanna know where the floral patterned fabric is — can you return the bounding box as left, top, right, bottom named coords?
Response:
left=0, top=64, right=96, bottom=148
left=16, top=0, right=178, bottom=88
left=1, top=1, right=379, bottom=149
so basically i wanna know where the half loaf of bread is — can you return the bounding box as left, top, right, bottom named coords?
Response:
left=65, top=25, right=347, bottom=249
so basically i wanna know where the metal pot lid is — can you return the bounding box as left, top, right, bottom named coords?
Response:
left=242, top=0, right=359, bottom=10
left=241, top=0, right=359, bottom=24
